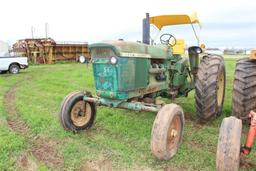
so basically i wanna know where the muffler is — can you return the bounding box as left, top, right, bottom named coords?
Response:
left=188, top=46, right=202, bottom=75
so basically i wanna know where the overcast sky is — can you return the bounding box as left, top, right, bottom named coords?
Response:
left=0, top=0, right=255, bottom=48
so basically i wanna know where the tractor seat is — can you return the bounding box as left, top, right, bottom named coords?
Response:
left=172, top=39, right=185, bottom=55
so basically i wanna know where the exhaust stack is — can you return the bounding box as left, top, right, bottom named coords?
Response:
left=143, top=13, right=150, bottom=45
left=188, top=46, right=202, bottom=76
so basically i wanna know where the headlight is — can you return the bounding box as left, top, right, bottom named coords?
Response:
left=79, top=56, right=86, bottom=63
left=110, top=56, right=117, bottom=64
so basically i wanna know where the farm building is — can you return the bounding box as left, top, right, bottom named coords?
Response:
left=12, top=38, right=90, bottom=64
left=224, top=49, right=246, bottom=55
left=205, top=48, right=223, bottom=55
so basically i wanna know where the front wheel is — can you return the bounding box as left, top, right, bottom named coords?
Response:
left=151, top=104, right=184, bottom=160
left=195, top=55, right=226, bottom=120
left=216, top=116, right=242, bottom=171
left=59, top=91, right=96, bottom=132
left=9, top=64, right=20, bottom=74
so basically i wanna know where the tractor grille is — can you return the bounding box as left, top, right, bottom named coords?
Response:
left=93, top=64, right=116, bottom=92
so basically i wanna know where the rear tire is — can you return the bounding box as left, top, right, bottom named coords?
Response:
left=9, top=64, right=20, bottom=74
left=216, top=116, right=242, bottom=171
left=195, top=55, right=226, bottom=120
left=59, top=91, right=96, bottom=131
left=151, top=104, right=184, bottom=160
left=232, top=58, right=256, bottom=119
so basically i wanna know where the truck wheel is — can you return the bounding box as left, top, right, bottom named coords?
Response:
left=232, top=58, right=256, bottom=119
left=9, top=64, right=20, bottom=74
left=216, top=116, right=242, bottom=171
left=195, top=55, right=226, bottom=120
left=59, top=91, right=96, bottom=131
left=151, top=104, right=184, bottom=160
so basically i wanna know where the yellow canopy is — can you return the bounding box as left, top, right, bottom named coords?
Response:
left=150, top=12, right=200, bottom=30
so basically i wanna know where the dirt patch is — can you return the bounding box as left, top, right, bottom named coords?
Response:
left=7, top=118, right=30, bottom=136
left=79, top=159, right=157, bottom=171
left=163, top=168, right=186, bottom=171
left=16, top=153, right=37, bottom=171
left=192, top=121, right=204, bottom=129
left=3, top=82, right=64, bottom=170
left=130, top=166, right=153, bottom=171
left=80, top=159, right=112, bottom=171
left=32, top=137, right=63, bottom=168
left=4, top=85, right=18, bottom=115
left=240, top=155, right=256, bottom=170
left=4, top=85, right=30, bottom=136
left=184, top=112, right=195, bottom=121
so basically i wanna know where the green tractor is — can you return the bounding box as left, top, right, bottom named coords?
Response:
left=59, top=13, right=226, bottom=160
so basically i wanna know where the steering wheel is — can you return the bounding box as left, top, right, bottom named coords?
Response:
left=160, top=33, right=177, bottom=47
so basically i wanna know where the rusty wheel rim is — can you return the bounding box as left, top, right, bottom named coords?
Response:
left=71, top=101, right=91, bottom=127
left=167, top=115, right=181, bottom=151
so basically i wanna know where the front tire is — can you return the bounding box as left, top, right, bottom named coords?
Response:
left=195, top=55, right=226, bottom=120
left=9, top=64, right=20, bottom=74
left=151, top=104, right=184, bottom=160
left=216, top=116, right=242, bottom=171
left=59, top=91, right=96, bottom=131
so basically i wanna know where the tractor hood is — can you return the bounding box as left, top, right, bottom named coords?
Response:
left=89, top=40, right=170, bottom=59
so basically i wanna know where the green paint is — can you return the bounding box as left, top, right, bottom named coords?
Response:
left=90, top=40, right=195, bottom=101
left=83, top=96, right=160, bottom=112
left=90, top=41, right=169, bottom=59
left=96, top=90, right=128, bottom=100
left=93, top=57, right=149, bottom=99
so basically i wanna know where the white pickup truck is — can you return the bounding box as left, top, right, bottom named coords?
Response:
left=0, top=55, right=28, bottom=74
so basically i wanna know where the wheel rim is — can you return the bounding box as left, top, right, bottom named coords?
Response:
left=11, top=67, right=18, bottom=73
left=217, top=71, right=225, bottom=107
left=70, top=100, right=92, bottom=127
left=167, top=115, right=182, bottom=151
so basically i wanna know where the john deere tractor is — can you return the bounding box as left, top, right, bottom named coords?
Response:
left=59, top=13, right=226, bottom=160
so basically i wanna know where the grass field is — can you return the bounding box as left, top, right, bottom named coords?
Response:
left=0, top=58, right=255, bottom=170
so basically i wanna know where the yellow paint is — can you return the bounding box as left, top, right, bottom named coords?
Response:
left=172, top=39, right=185, bottom=55
left=250, top=49, right=256, bottom=60
left=200, top=44, right=206, bottom=49
left=150, top=12, right=201, bottom=30
left=217, top=71, right=224, bottom=107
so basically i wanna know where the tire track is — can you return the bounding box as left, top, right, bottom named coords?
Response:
left=3, top=76, right=64, bottom=170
